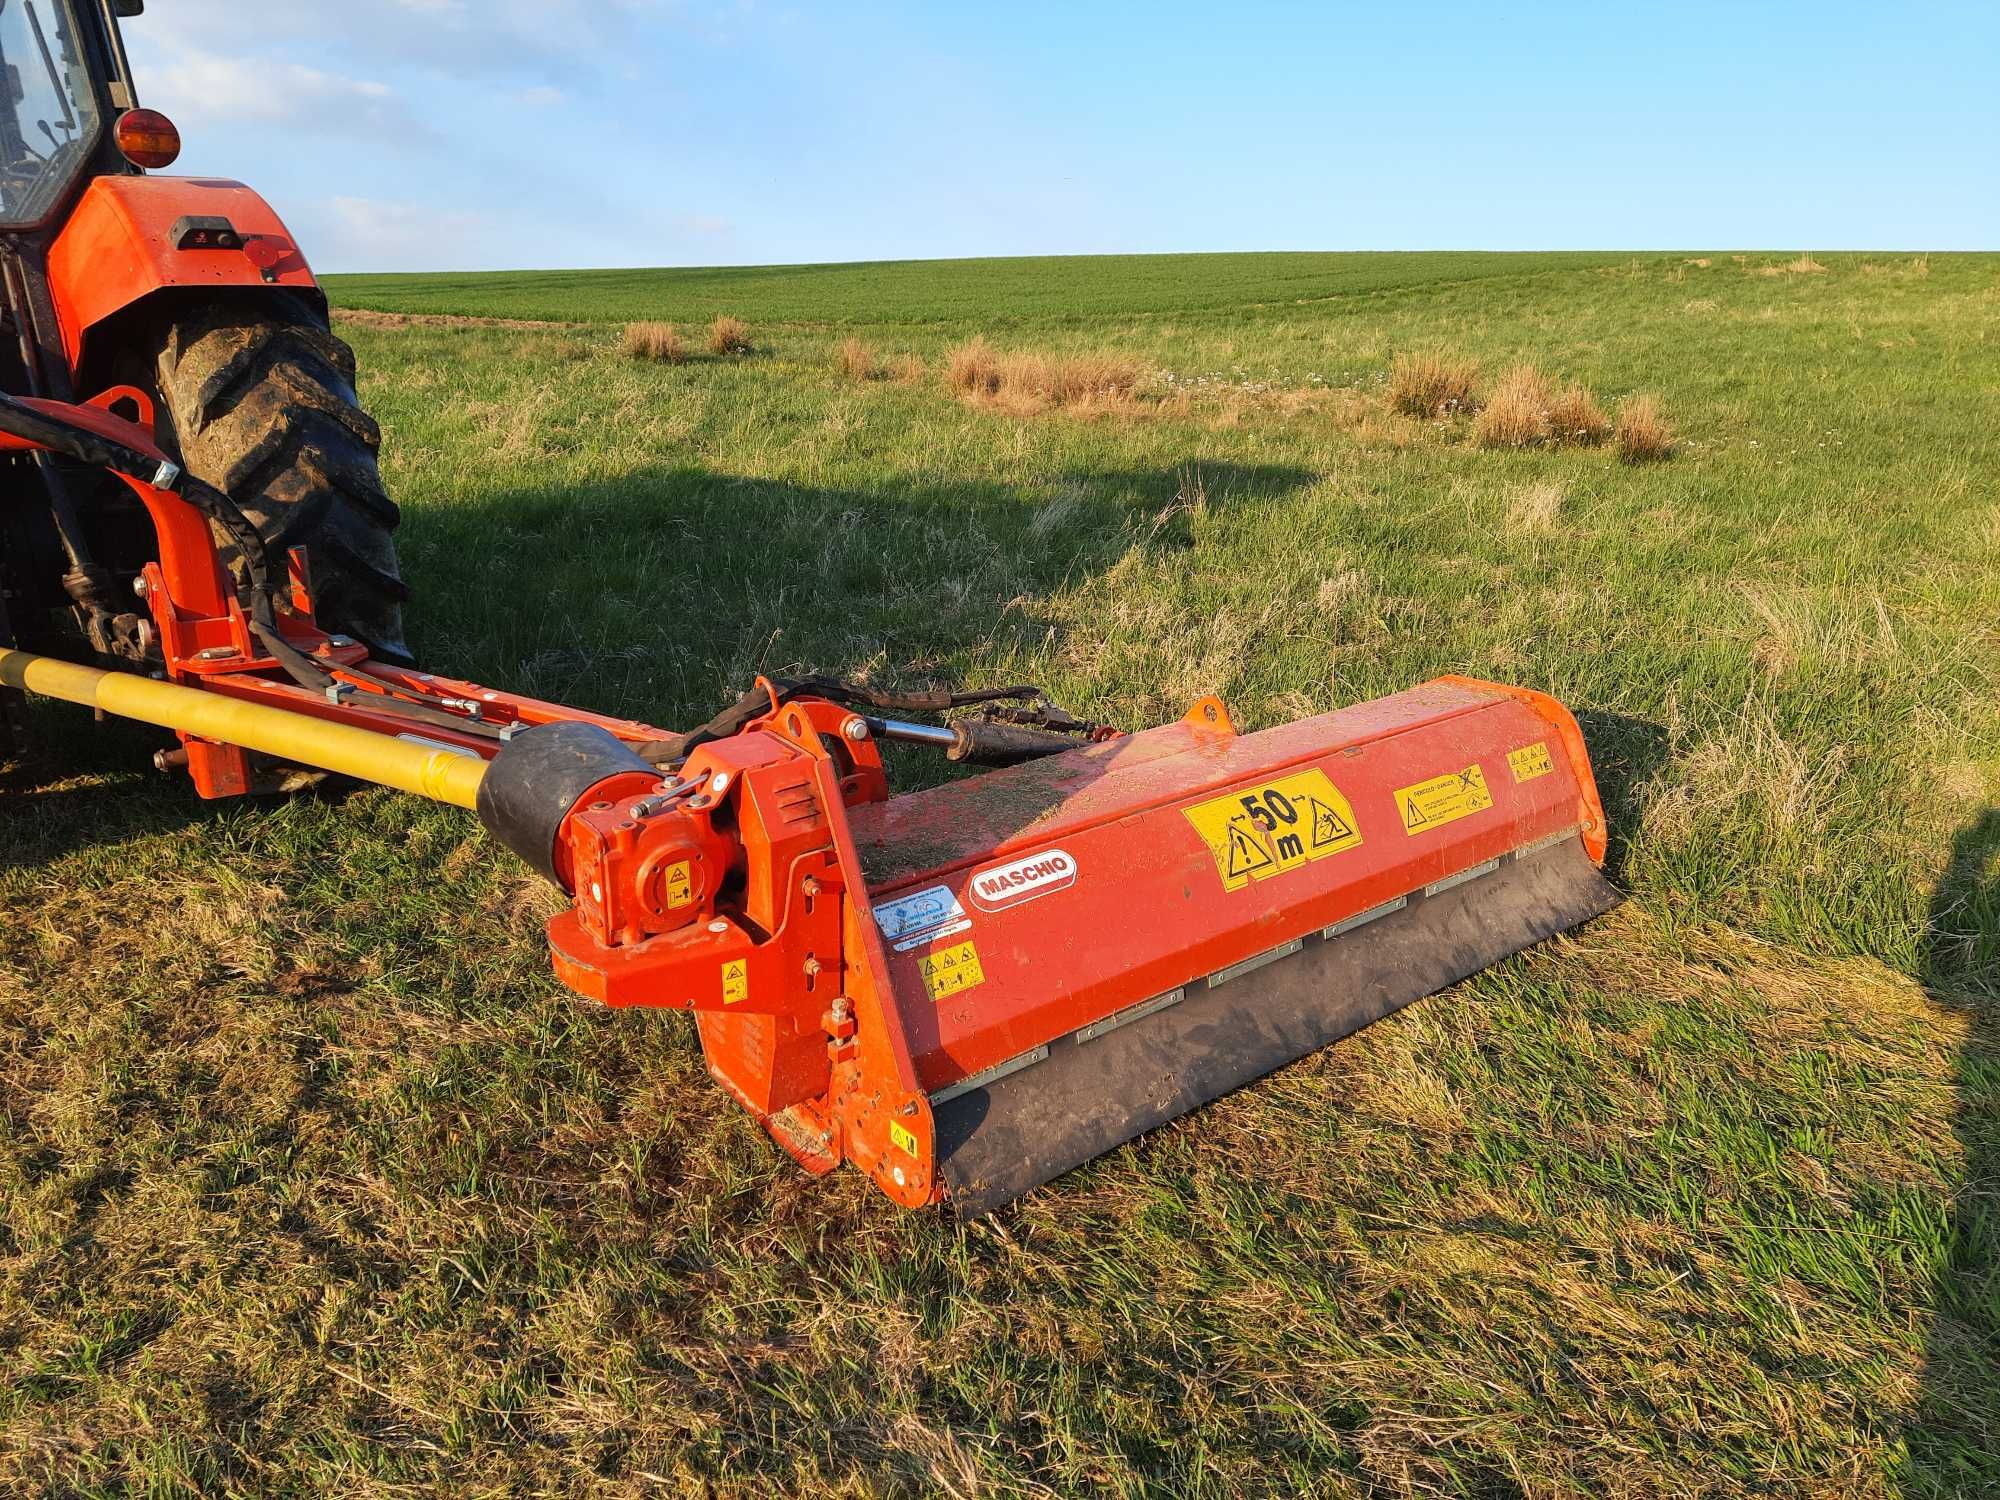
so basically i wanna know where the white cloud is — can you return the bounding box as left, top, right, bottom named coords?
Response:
left=142, top=45, right=426, bottom=142
left=123, top=0, right=676, bottom=81
left=309, top=196, right=495, bottom=273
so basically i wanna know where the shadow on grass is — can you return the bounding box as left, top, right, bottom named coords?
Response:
left=0, top=709, right=198, bottom=872
left=1571, top=710, right=1670, bottom=887
left=2, top=460, right=1321, bottom=863
left=393, top=458, right=1320, bottom=730
left=1904, top=808, right=2000, bottom=1493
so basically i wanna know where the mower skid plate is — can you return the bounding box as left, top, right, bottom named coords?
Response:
left=847, top=677, right=1620, bottom=1215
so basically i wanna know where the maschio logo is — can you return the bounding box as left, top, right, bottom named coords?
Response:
left=968, top=849, right=1078, bottom=912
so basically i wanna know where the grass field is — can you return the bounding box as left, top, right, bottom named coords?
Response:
left=4, top=250, right=1998, bottom=1497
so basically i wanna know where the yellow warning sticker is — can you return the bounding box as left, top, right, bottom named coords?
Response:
left=1183, top=768, right=1364, bottom=893
left=889, top=1120, right=919, bottom=1158
left=721, top=958, right=749, bottom=1004
left=917, top=941, right=986, bottom=1002
left=663, top=860, right=694, bottom=910
left=1508, top=742, right=1554, bottom=784
left=1397, top=764, right=1494, bottom=835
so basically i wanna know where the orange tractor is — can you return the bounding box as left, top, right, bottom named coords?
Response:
left=0, top=2, right=1620, bottom=1214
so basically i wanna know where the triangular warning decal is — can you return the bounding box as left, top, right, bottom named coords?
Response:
left=1225, top=819, right=1276, bottom=880
left=1307, top=797, right=1355, bottom=849
left=1403, top=797, right=1429, bottom=829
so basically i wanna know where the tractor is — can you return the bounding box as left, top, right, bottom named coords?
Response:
left=0, top=2, right=1621, bottom=1214
left=0, top=0, right=404, bottom=766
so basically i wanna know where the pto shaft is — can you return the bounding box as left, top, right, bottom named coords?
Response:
left=0, top=647, right=487, bottom=808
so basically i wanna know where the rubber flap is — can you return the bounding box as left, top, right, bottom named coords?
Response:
left=933, top=833, right=1620, bottom=1216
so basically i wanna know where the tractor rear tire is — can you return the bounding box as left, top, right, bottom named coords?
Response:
left=149, top=297, right=412, bottom=661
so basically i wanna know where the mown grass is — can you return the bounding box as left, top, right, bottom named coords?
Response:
left=3, top=251, right=1998, bottom=1497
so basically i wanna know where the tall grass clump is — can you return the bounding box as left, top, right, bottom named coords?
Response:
left=709, top=315, right=753, bottom=356
left=837, top=337, right=878, bottom=380
left=1616, top=393, right=1675, bottom=463
left=1546, top=382, right=1610, bottom=446
left=622, top=321, right=685, bottom=363
left=1389, top=351, right=1481, bottom=417
left=1475, top=364, right=1556, bottom=448
left=947, top=336, right=1002, bottom=396
left=1475, top=365, right=1615, bottom=450
left=946, top=336, right=1142, bottom=413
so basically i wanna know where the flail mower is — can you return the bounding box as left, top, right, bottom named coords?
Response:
left=0, top=1, right=1621, bottom=1213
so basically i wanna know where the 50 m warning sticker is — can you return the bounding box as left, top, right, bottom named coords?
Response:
left=1397, top=764, right=1494, bottom=835
left=1183, top=768, right=1363, bottom=893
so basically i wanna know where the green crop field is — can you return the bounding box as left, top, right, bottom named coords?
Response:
left=4, top=251, right=1998, bottom=1497
left=323, top=250, right=1631, bottom=327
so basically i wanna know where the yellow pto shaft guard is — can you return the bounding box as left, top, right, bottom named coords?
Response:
left=0, top=647, right=487, bottom=809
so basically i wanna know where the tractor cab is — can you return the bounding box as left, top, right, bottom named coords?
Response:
left=0, top=0, right=144, bottom=231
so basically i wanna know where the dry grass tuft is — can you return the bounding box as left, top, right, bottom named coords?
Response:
left=1616, top=393, right=1675, bottom=463
left=621, top=321, right=685, bottom=363
left=1472, top=366, right=1616, bottom=451
left=889, top=352, right=926, bottom=384
left=946, top=335, right=1002, bottom=397
left=1474, top=364, right=1557, bottom=448
left=1389, top=350, right=1481, bottom=418
left=836, top=336, right=878, bottom=381
left=1756, top=255, right=1828, bottom=277
left=1545, top=383, right=1610, bottom=446
left=708, top=314, right=753, bottom=356
left=946, top=337, right=1144, bottom=414
left=1506, top=480, right=1567, bottom=532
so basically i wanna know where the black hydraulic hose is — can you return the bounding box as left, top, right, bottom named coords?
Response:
left=0, top=391, right=503, bottom=740
left=634, top=674, right=1109, bottom=769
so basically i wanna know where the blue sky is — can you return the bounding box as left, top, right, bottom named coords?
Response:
left=121, top=1, right=1998, bottom=274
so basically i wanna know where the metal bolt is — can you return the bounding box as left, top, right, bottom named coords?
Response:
left=842, top=715, right=870, bottom=742
left=328, top=635, right=355, bottom=647
left=131, top=575, right=150, bottom=599
left=803, top=957, right=822, bottom=978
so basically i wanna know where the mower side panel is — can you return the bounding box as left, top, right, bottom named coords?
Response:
left=46, top=176, right=322, bottom=368
left=848, top=677, right=1619, bottom=1212
left=853, top=679, right=1607, bottom=1093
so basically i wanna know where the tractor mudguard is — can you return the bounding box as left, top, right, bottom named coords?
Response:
left=46, top=175, right=324, bottom=373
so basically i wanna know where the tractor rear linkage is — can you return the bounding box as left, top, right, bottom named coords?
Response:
left=0, top=390, right=1621, bottom=1215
